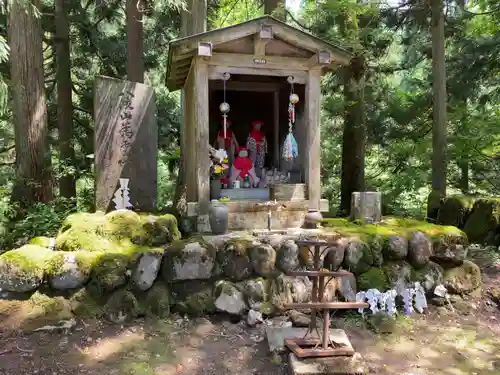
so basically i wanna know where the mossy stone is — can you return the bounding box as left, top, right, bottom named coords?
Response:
left=22, top=291, right=74, bottom=331
left=463, top=198, right=500, bottom=244
left=141, top=281, right=171, bottom=318
left=382, top=261, right=413, bottom=293
left=103, top=210, right=143, bottom=239
left=45, top=251, right=102, bottom=290
left=104, top=288, right=141, bottom=322
left=170, top=280, right=215, bottom=316
left=55, top=229, right=118, bottom=252
left=0, top=245, right=55, bottom=292
left=342, top=239, right=373, bottom=275
left=215, top=238, right=255, bottom=281
left=69, top=288, right=104, bottom=318
left=132, top=214, right=181, bottom=246
left=410, top=261, right=444, bottom=293
left=357, top=267, right=389, bottom=291
left=443, top=260, right=482, bottom=295
left=436, top=195, right=476, bottom=227
left=427, top=190, right=443, bottom=223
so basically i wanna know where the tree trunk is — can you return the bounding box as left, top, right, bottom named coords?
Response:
left=430, top=0, right=447, bottom=196
left=8, top=0, right=54, bottom=205
left=126, top=0, right=144, bottom=83
left=458, top=160, right=469, bottom=194
left=264, top=0, right=286, bottom=21
left=339, top=56, right=366, bottom=215
left=55, top=0, right=76, bottom=198
left=173, top=0, right=207, bottom=217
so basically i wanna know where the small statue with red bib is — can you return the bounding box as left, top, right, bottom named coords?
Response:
left=215, top=119, right=239, bottom=165
left=246, top=120, right=267, bottom=176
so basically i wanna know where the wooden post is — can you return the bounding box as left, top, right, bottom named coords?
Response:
left=304, top=68, right=322, bottom=212
left=274, top=90, right=280, bottom=169
left=194, top=58, right=210, bottom=232
left=94, top=76, right=157, bottom=212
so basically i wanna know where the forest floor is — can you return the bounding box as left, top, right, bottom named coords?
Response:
left=1, top=247, right=499, bottom=375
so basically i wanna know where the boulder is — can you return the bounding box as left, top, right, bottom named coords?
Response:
left=104, top=288, right=141, bottom=323
left=0, top=245, right=55, bottom=292
left=131, top=214, right=181, bottom=246
left=342, top=239, right=373, bottom=274
left=142, top=281, right=171, bottom=318
left=23, top=291, right=74, bottom=332
left=214, top=280, right=247, bottom=315
left=29, top=236, right=55, bottom=248
left=215, top=239, right=254, bottom=281
left=276, top=240, right=300, bottom=272
left=261, top=234, right=292, bottom=250
left=249, top=244, right=276, bottom=277
left=239, top=277, right=269, bottom=310
left=383, top=236, right=408, bottom=260
left=132, top=251, right=163, bottom=291
left=162, top=239, right=215, bottom=282
left=431, top=243, right=467, bottom=268
left=170, top=280, right=215, bottom=316
left=369, top=236, right=385, bottom=266
left=408, top=231, right=432, bottom=268
left=443, top=260, right=482, bottom=295
left=323, top=240, right=347, bottom=271
left=383, top=261, right=413, bottom=295
left=68, top=288, right=104, bottom=318
left=436, top=195, right=476, bottom=228
left=463, top=199, right=500, bottom=244
left=86, top=252, right=132, bottom=297
left=270, top=273, right=312, bottom=309
left=411, top=261, right=444, bottom=293
left=46, top=251, right=100, bottom=290
left=337, top=270, right=357, bottom=301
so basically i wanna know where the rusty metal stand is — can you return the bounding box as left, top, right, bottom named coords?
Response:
left=283, top=240, right=369, bottom=359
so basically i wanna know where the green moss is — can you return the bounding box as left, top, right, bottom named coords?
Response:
left=463, top=198, right=500, bottom=243
left=0, top=245, right=55, bottom=292
left=357, top=268, right=389, bottom=291
left=22, top=291, right=74, bottom=331
left=436, top=195, right=476, bottom=227
left=55, top=228, right=119, bottom=252
left=381, top=261, right=413, bottom=289
left=29, top=236, right=53, bottom=247
left=104, top=210, right=142, bottom=239
left=132, top=214, right=181, bottom=246
left=170, top=281, right=215, bottom=316
left=141, top=281, right=171, bottom=318
left=44, top=250, right=103, bottom=278
left=69, top=288, right=104, bottom=318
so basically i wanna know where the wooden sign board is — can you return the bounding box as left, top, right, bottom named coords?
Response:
left=94, top=76, right=158, bottom=212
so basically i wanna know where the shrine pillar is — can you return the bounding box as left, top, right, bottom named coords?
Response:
left=304, top=68, right=322, bottom=211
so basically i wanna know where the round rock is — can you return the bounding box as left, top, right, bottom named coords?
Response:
left=408, top=231, right=432, bottom=268
left=276, top=240, right=300, bottom=273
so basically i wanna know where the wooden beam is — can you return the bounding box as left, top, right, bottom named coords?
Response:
left=208, top=65, right=307, bottom=83
left=260, top=24, right=273, bottom=39
left=208, top=52, right=309, bottom=71
left=254, top=35, right=268, bottom=56
left=209, top=80, right=283, bottom=92
left=274, top=90, right=280, bottom=169
left=304, top=68, right=322, bottom=211
left=193, top=57, right=210, bottom=231
left=197, top=41, right=212, bottom=57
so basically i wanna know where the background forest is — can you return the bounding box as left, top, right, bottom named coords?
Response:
left=0, top=0, right=499, bottom=250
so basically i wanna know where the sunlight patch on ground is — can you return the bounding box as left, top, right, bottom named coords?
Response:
left=80, top=329, right=145, bottom=364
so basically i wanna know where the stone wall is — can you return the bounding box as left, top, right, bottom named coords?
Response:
left=0, top=212, right=482, bottom=328
left=431, top=194, right=500, bottom=245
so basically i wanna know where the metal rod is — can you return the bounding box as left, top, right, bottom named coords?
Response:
left=322, top=310, right=330, bottom=349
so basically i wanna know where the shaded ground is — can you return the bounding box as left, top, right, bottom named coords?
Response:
left=1, top=249, right=499, bottom=375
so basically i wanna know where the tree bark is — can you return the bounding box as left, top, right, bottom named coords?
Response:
left=339, top=56, right=366, bottom=215
left=55, top=0, right=76, bottom=198
left=458, top=160, right=469, bottom=194
left=8, top=0, right=54, bottom=205
left=264, top=0, right=286, bottom=21
left=430, top=0, right=447, bottom=195
left=173, top=0, right=207, bottom=217
left=126, top=0, right=144, bottom=83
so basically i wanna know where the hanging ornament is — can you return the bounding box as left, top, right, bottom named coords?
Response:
left=283, top=76, right=299, bottom=161
left=219, top=72, right=231, bottom=138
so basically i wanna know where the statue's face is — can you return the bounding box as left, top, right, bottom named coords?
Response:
left=239, top=150, right=248, bottom=158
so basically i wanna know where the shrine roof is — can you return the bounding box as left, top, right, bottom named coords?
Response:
left=165, top=15, right=353, bottom=91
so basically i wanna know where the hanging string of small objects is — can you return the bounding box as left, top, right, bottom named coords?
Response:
left=219, top=72, right=231, bottom=139
left=283, top=76, right=299, bottom=161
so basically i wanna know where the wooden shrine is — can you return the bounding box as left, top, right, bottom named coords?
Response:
left=165, top=16, right=353, bottom=231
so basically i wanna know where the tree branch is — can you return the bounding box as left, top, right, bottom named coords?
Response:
left=286, top=10, right=314, bottom=32
left=0, top=144, right=15, bottom=154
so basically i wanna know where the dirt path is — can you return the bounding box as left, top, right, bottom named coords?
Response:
left=1, top=250, right=499, bottom=375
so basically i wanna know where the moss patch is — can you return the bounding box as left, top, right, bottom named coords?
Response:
left=437, top=195, right=476, bottom=227
left=29, top=236, right=53, bottom=248
left=358, top=268, right=389, bottom=291
left=104, top=288, right=141, bottom=322
left=0, top=245, right=56, bottom=292
left=22, top=291, right=74, bottom=331
left=170, top=280, right=215, bottom=316
left=141, top=281, right=171, bottom=318
left=68, top=288, right=104, bottom=318
left=443, top=260, right=482, bottom=295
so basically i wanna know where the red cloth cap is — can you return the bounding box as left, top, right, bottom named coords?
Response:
left=251, top=120, right=264, bottom=127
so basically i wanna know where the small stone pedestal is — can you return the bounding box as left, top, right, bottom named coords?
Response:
left=350, top=192, right=382, bottom=224
left=288, top=352, right=367, bottom=375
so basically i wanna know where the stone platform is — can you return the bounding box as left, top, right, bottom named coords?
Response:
left=289, top=352, right=367, bottom=375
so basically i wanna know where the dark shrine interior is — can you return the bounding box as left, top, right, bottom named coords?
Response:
left=208, top=75, right=305, bottom=171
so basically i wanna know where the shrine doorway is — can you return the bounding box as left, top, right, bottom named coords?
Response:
left=208, top=76, right=305, bottom=177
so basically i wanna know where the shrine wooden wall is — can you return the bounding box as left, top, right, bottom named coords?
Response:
left=94, top=76, right=158, bottom=212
